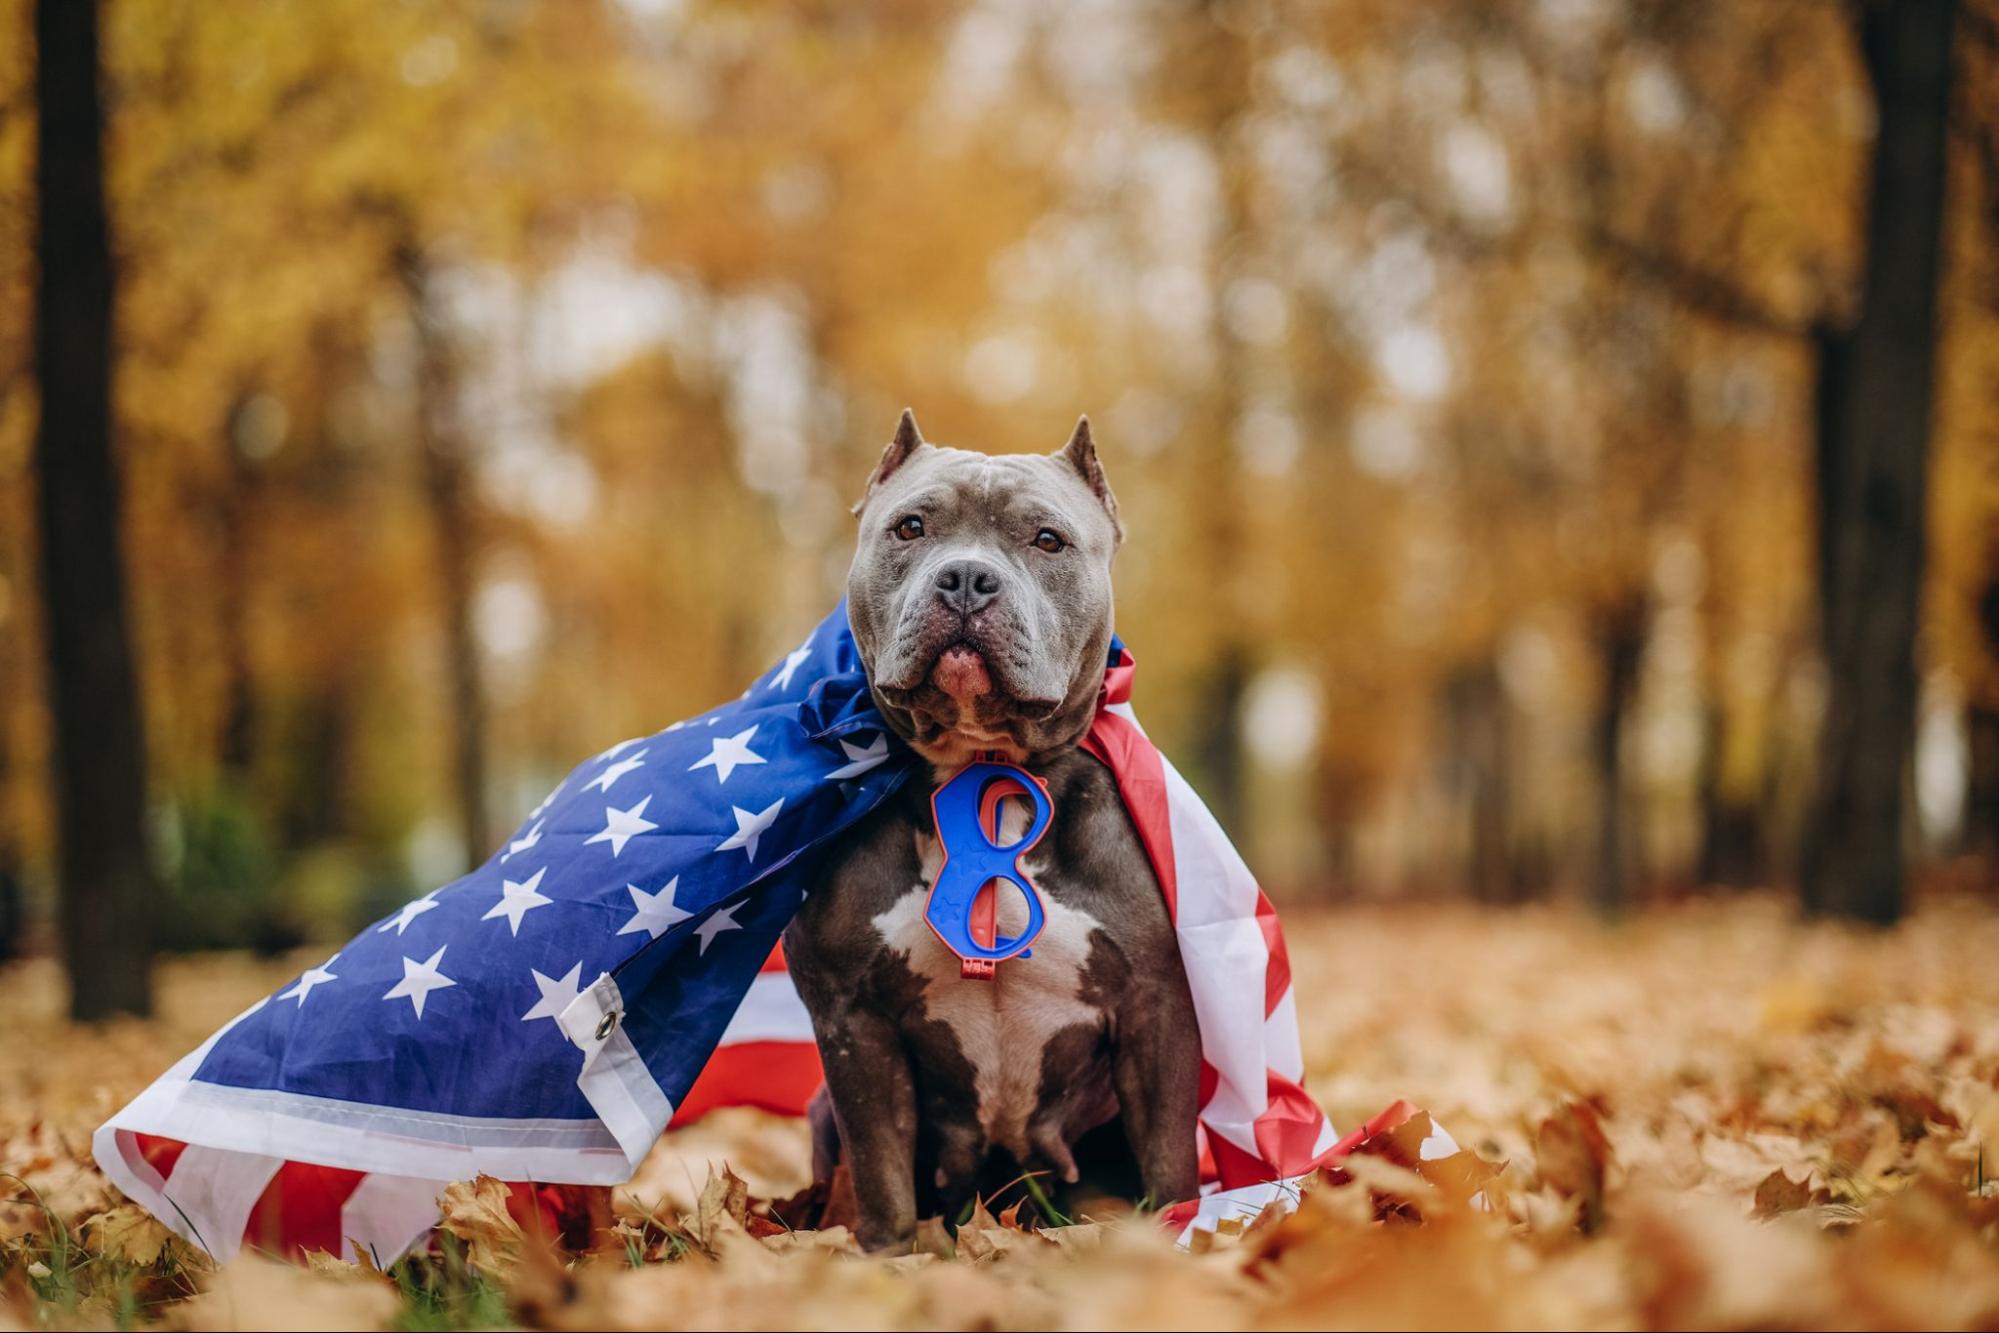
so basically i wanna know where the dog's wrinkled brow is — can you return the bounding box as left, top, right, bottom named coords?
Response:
left=876, top=484, right=966, bottom=518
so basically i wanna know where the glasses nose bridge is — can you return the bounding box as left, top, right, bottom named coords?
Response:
left=976, top=774, right=1041, bottom=851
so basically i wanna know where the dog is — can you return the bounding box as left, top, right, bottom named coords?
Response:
left=782, top=410, right=1201, bottom=1253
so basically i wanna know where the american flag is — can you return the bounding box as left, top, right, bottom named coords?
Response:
left=94, top=603, right=1403, bottom=1260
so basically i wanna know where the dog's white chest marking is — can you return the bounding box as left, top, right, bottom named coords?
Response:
left=871, top=799, right=1104, bottom=1162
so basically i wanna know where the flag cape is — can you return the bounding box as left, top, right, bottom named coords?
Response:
left=96, top=603, right=1359, bottom=1260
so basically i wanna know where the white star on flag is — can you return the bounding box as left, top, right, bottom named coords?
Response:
left=618, top=877, right=694, bottom=939
left=383, top=945, right=457, bottom=1019
left=501, top=818, right=544, bottom=862
left=716, top=798, right=784, bottom=862
left=280, top=961, right=338, bottom=1005
left=824, top=731, right=890, bottom=780
left=694, top=901, right=745, bottom=954
left=377, top=893, right=440, bottom=936
left=481, top=867, right=552, bottom=936
left=769, top=642, right=812, bottom=691
left=587, top=795, right=657, bottom=857
left=520, top=962, right=584, bottom=1023
left=689, top=726, right=766, bottom=785
left=594, top=736, right=644, bottom=762
left=585, top=749, right=648, bottom=794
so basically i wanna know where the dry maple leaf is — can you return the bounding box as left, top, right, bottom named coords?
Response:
left=83, top=1203, right=176, bottom=1266
left=1536, top=1100, right=1614, bottom=1233
left=758, top=1224, right=859, bottom=1257
left=689, top=1163, right=750, bottom=1248
left=1040, top=1221, right=1112, bottom=1252
left=0, top=1199, right=45, bottom=1246
left=436, top=1174, right=525, bottom=1272
left=955, top=1196, right=1037, bottom=1264
left=301, top=1249, right=364, bottom=1281
left=1752, top=1168, right=1817, bottom=1218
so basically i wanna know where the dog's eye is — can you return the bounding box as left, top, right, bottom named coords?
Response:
left=893, top=515, right=925, bottom=541
left=1033, top=528, right=1066, bottom=554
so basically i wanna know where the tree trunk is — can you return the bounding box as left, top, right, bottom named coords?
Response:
left=33, top=0, right=155, bottom=1019
left=397, top=244, right=491, bottom=871
left=1445, top=663, right=1515, bottom=905
left=1965, top=700, right=1999, bottom=858
left=1801, top=0, right=1957, bottom=923
left=1182, top=0, right=1255, bottom=844
left=1697, top=700, right=1770, bottom=888
left=1191, top=650, right=1250, bottom=841
left=1593, top=596, right=1647, bottom=916
left=1966, top=568, right=1999, bottom=857
left=216, top=393, right=261, bottom=778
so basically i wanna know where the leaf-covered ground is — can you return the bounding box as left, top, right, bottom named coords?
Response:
left=5, top=896, right=1999, bottom=1330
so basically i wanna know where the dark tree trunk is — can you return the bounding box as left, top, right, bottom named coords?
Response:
left=1965, top=699, right=1999, bottom=858
left=275, top=680, right=356, bottom=849
left=1445, top=663, right=1515, bottom=905
left=1191, top=651, right=1250, bottom=841
left=1697, top=701, right=1770, bottom=888
left=1811, top=320, right=1856, bottom=638
left=216, top=393, right=261, bottom=778
left=1593, top=596, right=1648, bottom=916
left=397, top=244, right=491, bottom=871
left=1801, top=0, right=1957, bottom=923
left=33, top=0, right=155, bottom=1018
left=1963, top=563, right=1999, bottom=857
left=0, top=695, right=19, bottom=963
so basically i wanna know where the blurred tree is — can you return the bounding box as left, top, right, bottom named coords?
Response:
left=1944, top=3, right=1999, bottom=860
left=1165, top=0, right=1257, bottom=840
left=1801, top=0, right=1959, bottom=923
left=31, top=0, right=153, bottom=1017
left=398, top=237, right=491, bottom=869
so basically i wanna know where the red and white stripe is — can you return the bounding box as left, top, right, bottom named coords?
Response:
left=1081, top=649, right=1340, bottom=1189
left=667, top=944, right=821, bottom=1127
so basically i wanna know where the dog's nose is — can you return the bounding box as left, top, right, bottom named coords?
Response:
left=934, top=559, right=1001, bottom=615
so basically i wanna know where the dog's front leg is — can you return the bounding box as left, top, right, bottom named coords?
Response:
left=1112, top=979, right=1203, bottom=1209
left=814, top=1007, right=920, bottom=1252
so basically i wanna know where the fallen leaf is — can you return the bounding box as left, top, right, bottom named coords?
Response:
left=691, top=1164, right=749, bottom=1248
left=83, top=1203, right=176, bottom=1266
left=955, top=1196, right=1032, bottom=1263
left=1752, top=1168, right=1816, bottom=1218
left=913, top=1214, right=955, bottom=1260
left=1536, top=1101, right=1614, bottom=1233
left=436, top=1175, right=524, bottom=1272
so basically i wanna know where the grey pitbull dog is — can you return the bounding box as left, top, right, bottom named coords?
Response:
left=783, top=409, right=1201, bottom=1253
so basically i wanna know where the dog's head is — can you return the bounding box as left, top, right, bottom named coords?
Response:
left=846, top=410, right=1123, bottom=766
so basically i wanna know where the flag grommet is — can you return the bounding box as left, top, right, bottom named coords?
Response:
left=595, top=1011, right=618, bottom=1040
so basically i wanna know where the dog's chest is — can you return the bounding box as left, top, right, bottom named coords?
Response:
left=870, top=803, right=1106, bottom=1160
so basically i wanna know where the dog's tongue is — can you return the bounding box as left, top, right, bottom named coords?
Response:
left=931, top=645, right=994, bottom=702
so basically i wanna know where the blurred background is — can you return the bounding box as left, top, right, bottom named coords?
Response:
left=2, top=0, right=1994, bottom=1016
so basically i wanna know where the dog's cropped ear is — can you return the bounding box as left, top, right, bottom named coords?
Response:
left=1055, top=415, right=1123, bottom=543
left=853, top=408, right=927, bottom=514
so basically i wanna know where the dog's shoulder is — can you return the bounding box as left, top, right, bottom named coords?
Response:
left=786, top=778, right=927, bottom=976
left=1028, top=749, right=1177, bottom=967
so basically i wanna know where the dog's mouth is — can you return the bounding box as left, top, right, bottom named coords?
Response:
left=929, top=643, right=994, bottom=704
left=875, top=636, right=1062, bottom=726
